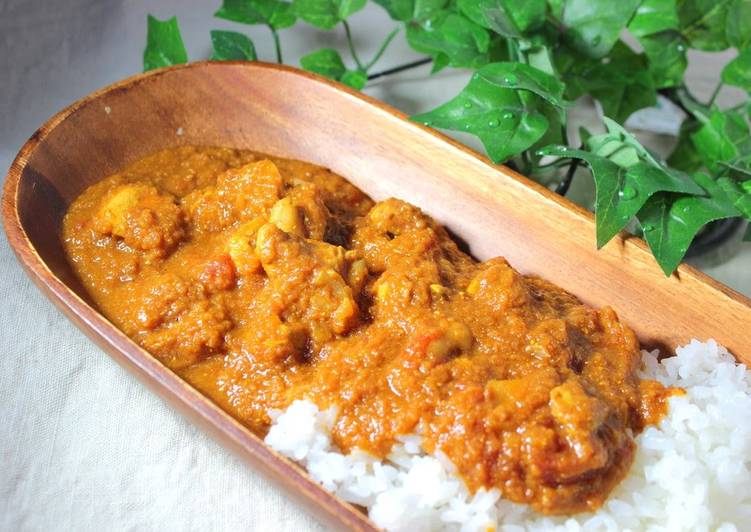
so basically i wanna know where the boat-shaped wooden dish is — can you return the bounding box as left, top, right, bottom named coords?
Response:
left=4, top=62, right=751, bottom=530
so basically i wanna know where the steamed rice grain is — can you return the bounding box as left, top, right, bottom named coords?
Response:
left=265, top=340, right=751, bottom=531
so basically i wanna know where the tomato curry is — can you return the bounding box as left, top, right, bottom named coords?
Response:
left=62, top=146, right=677, bottom=515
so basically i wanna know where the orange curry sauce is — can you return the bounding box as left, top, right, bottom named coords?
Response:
left=62, top=146, right=681, bottom=515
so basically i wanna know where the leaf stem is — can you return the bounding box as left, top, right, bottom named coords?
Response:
left=708, top=82, right=723, bottom=107
left=365, top=27, right=400, bottom=71
left=367, top=57, right=432, bottom=80
left=555, top=158, right=580, bottom=196
left=545, top=12, right=565, bottom=33
left=535, top=158, right=572, bottom=170
left=521, top=151, right=533, bottom=175
left=727, top=102, right=747, bottom=112
left=505, top=37, right=520, bottom=62
left=657, top=87, right=691, bottom=117
left=270, top=26, right=283, bottom=63
left=505, top=159, right=520, bottom=173
left=343, top=20, right=364, bottom=71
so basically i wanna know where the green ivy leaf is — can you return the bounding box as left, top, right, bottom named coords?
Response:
left=300, top=48, right=346, bottom=78
left=372, top=0, right=447, bottom=22
left=719, top=159, right=751, bottom=179
left=598, top=117, right=663, bottom=164
left=210, top=30, right=257, bottom=60
left=299, top=49, right=367, bottom=90
left=474, top=62, right=568, bottom=109
left=594, top=58, right=657, bottom=122
left=540, top=146, right=703, bottom=247
left=638, top=173, right=742, bottom=275
left=407, top=13, right=491, bottom=69
left=458, top=0, right=546, bottom=37
left=341, top=69, right=368, bottom=89
left=639, top=31, right=688, bottom=88
left=412, top=0, right=448, bottom=21
left=215, top=0, right=297, bottom=29
left=736, top=193, right=751, bottom=218
left=677, top=0, right=733, bottom=51
left=726, top=0, right=751, bottom=49
left=489, top=0, right=547, bottom=34
left=674, top=86, right=714, bottom=123
left=627, top=0, right=686, bottom=87
left=528, top=97, right=566, bottom=161
left=521, top=39, right=557, bottom=75
left=557, top=43, right=657, bottom=122
left=413, top=64, right=553, bottom=163
left=292, top=0, right=366, bottom=28
left=430, top=52, right=451, bottom=73
left=691, top=109, right=751, bottom=173
left=717, top=176, right=751, bottom=218
left=143, top=15, right=188, bottom=71
left=552, top=0, right=641, bottom=58
left=721, top=48, right=751, bottom=93
left=586, top=137, right=641, bottom=168
left=629, top=0, right=680, bottom=37
left=668, top=118, right=704, bottom=172
left=548, top=0, right=564, bottom=19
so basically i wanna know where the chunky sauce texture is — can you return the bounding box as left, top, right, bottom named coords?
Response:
left=63, top=146, right=676, bottom=515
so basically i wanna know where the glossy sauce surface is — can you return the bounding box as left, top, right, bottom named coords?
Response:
left=63, top=146, right=678, bottom=515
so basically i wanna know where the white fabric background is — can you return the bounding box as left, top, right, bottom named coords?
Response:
left=1, top=1, right=749, bottom=530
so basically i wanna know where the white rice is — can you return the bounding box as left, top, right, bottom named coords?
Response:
left=265, top=340, right=751, bottom=531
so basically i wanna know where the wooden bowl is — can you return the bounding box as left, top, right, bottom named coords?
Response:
left=4, top=62, right=751, bottom=530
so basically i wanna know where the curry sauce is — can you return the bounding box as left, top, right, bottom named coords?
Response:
left=62, top=146, right=679, bottom=515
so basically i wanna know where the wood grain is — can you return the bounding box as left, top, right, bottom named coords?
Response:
left=3, top=61, right=751, bottom=530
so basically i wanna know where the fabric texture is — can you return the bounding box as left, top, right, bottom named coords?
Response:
left=1, top=1, right=748, bottom=531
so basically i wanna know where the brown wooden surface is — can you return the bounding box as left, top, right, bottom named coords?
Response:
left=4, top=61, right=751, bottom=530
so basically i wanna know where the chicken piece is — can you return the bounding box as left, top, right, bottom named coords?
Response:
left=136, top=299, right=232, bottom=369
left=526, top=319, right=579, bottom=370
left=137, top=297, right=232, bottom=370
left=182, top=159, right=283, bottom=233
left=93, top=183, right=184, bottom=254
left=466, top=258, right=530, bottom=312
left=402, top=319, right=474, bottom=371
left=199, top=254, right=236, bottom=293
left=272, top=160, right=374, bottom=219
left=218, top=159, right=283, bottom=219
left=426, top=320, right=473, bottom=360
left=255, top=223, right=359, bottom=351
left=545, top=379, right=612, bottom=482
left=231, top=308, right=308, bottom=364
left=227, top=217, right=267, bottom=275
left=484, top=368, right=559, bottom=430
left=123, top=273, right=231, bottom=370
left=269, top=182, right=330, bottom=240
left=120, top=146, right=259, bottom=196
left=369, top=250, right=445, bottom=331
left=351, top=200, right=471, bottom=291
left=180, top=187, right=224, bottom=232
left=268, top=197, right=303, bottom=237
left=363, top=198, right=433, bottom=236
left=345, top=254, right=369, bottom=295
left=351, top=199, right=435, bottom=272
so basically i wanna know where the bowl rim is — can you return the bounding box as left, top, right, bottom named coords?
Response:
left=3, top=61, right=751, bottom=530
